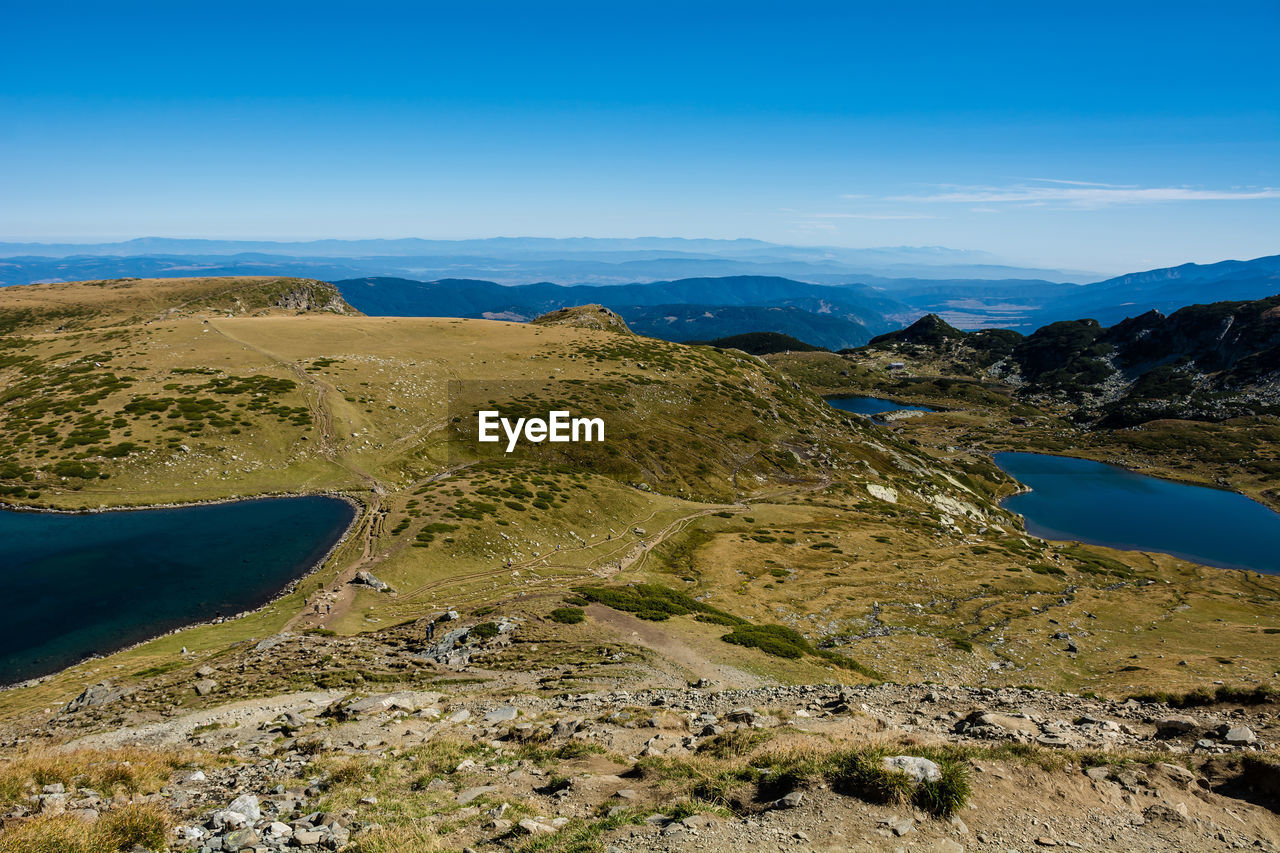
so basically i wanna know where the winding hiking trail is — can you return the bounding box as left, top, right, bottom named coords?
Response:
left=288, top=470, right=841, bottom=635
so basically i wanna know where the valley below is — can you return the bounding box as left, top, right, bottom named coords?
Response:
left=0, top=276, right=1278, bottom=852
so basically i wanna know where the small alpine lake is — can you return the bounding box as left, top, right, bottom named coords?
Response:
left=826, top=396, right=936, bottom=417
left=0, top=495, right=356, bottom=685
left=994, top=451, right=1280, bottom=574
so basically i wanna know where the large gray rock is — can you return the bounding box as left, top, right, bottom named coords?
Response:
left=457, top=786, right=498, bottom=805
left=485, top=706, right=519, bottom=723
left=344, top=692, right=434, bottom=716
left=1156, top=715, right=1198, bottom=737
left=227, top=793, right=261, bottom=821
left=882, top=755, right=942, bottom=783
left=62, top=681, right=132, bottom=714
left=351, top=570, right=390, bottom=591
left=975, top=712, right=1039, bottom=735
left=518, top=818, right=557, bottom=836
left=771, top=790, right=805, bottom=809
left=1223, top=725, right=1257, bottom=744
left=222, top=827, right=260, bottom=851
left=293, top=829, right=324, bottom=845
left=209, top=809, right=249, bottom=830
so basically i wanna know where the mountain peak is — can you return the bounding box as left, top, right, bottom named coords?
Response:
left=868, top=313, right=966, bottom=346
left=529, top=303, right=633, bottom=334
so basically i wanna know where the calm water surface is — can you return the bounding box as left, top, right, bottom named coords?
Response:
left=0, top=495, right=355, bottom=684
left=994, top=451, right=1280, bottom=574
left=827, top=396, right=936, bottom=417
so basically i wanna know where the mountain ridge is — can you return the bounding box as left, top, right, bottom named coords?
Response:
left=860, top=295, right=1280, bottom=426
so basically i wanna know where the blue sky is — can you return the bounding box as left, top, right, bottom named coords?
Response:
left=2, top=0, right=1277, bottom=272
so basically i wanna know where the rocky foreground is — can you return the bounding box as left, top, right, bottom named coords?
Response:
left=6, top=675, right=1280, bottom=853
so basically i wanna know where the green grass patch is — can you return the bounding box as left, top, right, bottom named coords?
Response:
left=548, top=607, right=585, bottom=624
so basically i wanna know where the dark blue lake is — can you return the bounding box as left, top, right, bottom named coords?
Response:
left=0, top=495, right=356, bottom=684
left=827, top=396, right=936, bottom=417
left=994, top=452, right=1280, bottom=574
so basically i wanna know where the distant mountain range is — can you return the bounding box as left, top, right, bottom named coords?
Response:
left=0, top=237, right=1092, bottom=285
left=0, top=239, right=1276, bottom=348
left=1022, top=255, right=1280, bottom=329
left=334, top=275, right=904, bottom=350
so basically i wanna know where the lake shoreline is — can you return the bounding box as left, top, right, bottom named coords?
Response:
left=989, top=446, right=1254, bottom=499
left=993, top=450, right=1280, bottom=576
left=0, top=491, right=367, bottom=692
left=0, top=488, right=365, bottom=517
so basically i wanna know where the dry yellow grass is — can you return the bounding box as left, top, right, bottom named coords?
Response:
left=0, top=747, right=209, bottom=809
left=0, top=803, right=173, bottom=853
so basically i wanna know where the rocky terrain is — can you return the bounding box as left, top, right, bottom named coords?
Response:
left=2, top=612, right=1280, bottom=852
left=859, top=297, right=1280, bottom=427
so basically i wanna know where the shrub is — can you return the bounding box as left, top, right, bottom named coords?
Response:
left=574, top=583, right=743, bottom=625
left=1128, top=684, right=1276, bottom=708
left=325, top=760, right=368, bottom=787
left=549, top=607, right=585, bottom=624
left=468, top=621, right=501, bottom=641
left=915, top=760, right=973, bottom=817
left=828, top=749, right=915, bottom=804
left=827, top=747, right=971, bottom=817
left=721, top=624, right=808, bottom=659
left=697, top=729, right=774, bottom=759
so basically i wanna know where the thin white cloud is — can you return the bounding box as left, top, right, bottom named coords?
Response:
left=806, top=212, right=941, bottom=220
left=878, top=181, right=1280, bottom=209
left=1020, top=178, right=1135, bottom=188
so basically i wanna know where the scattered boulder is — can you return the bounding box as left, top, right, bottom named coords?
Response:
left=771, top=790, right=805, bottom=809
left=351, top=570, right=391, bottom=591
left=485, top=706, right=519, bottom=723
left=457, top=786, right=498, bottom=805
left=222, top=827, right=260, bottom=850
left=254, top=633, right=293, bottom=652
left=882, top=755, right=942, bottom=783
left=1221, top=724, right=1257, bottom=744
left=968, top=711, right=1039, bottom=736
left=1156, top=715, right=1199, bottom=737
left=226, top=793, right=261, bottom=821
left=518, top=817, right=558, bottom=835
left=62, top=681, right=132, bottom=714
left=1144, top=802, right=1191, bottom=824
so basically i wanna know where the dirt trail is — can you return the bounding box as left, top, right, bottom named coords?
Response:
left=587, top=604, right=763, bottom=689
left=63, top=690, right=344, bottom=751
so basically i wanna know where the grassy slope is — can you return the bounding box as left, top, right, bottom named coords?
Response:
left=0, top=277, right=987, bottom=713
left=0, top=277, right=1277, bottom=720
left=768, top=349, right=1280, bottom=694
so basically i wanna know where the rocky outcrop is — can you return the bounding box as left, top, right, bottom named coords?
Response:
left=60, top=681, right=133, bottom=715
left=860, top=294, right=1280, bottom=427
left=529, top=304, right=633, bottom=334
left=270, top=280, right=356, bottom=315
